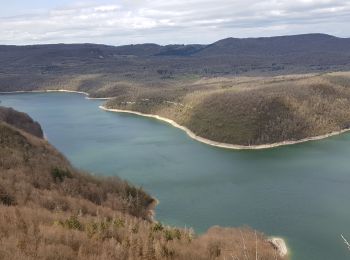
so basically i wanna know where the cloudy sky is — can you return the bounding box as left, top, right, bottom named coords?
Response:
left=0, top=0, right=349, bottom=45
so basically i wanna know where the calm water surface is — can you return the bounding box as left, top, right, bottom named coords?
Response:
left=1, top=92, right=350, bottom=260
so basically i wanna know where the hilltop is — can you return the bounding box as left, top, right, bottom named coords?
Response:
left=0, top=107, right=286, bottom=259
left=103, top=71, right=350, bottom=147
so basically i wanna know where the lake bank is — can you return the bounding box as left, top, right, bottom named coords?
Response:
left=0, top=89, right=112, bottom=100
left=2, top=90, right=350, bottom=150
left=99, top=105, right=350, bottom=150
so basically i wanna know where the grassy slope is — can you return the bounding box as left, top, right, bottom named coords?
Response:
left=0, top=108, right=284, bottom=259
left=105, top=72, right=350, bottom=146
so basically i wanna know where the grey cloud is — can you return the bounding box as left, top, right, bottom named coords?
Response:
left=0, top=0, right=349, bottom=45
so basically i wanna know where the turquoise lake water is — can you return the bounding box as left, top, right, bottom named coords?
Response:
left=1, top=92, right=350, bottom=260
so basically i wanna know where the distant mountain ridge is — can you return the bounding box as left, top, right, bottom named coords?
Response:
left=196, top=33, right=350, bottom=56
left=1, top=33, right=350, bottom=93
left=1, top=33, right=349, bottom=58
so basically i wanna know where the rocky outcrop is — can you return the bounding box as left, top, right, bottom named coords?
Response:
left=269, top=237, right=288, bottom=257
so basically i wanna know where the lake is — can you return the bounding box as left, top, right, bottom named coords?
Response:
left=1, top=92, right=350, bottom=260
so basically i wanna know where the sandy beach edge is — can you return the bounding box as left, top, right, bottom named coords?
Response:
left=99, top=105, right=350, bottom=150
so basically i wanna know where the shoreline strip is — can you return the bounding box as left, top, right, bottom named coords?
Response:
left=99, top=105, right=350, bottom=150
left=2, top=90, right=349, bottom=150
left=0, top=89, right=112, bottom=100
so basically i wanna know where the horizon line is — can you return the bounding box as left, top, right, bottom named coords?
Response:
left=1, top=33, right=349, bottom=48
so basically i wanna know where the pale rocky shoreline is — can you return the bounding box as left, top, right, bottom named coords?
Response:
left=2, top=89, right=350, bottom=150
left=268, top=237, right=289, bottom=257
left=0, top=89, right=350, bottom=150
left=0, top=89, right=112, bottom=100
left=99, top=105, right=350, bottom=150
